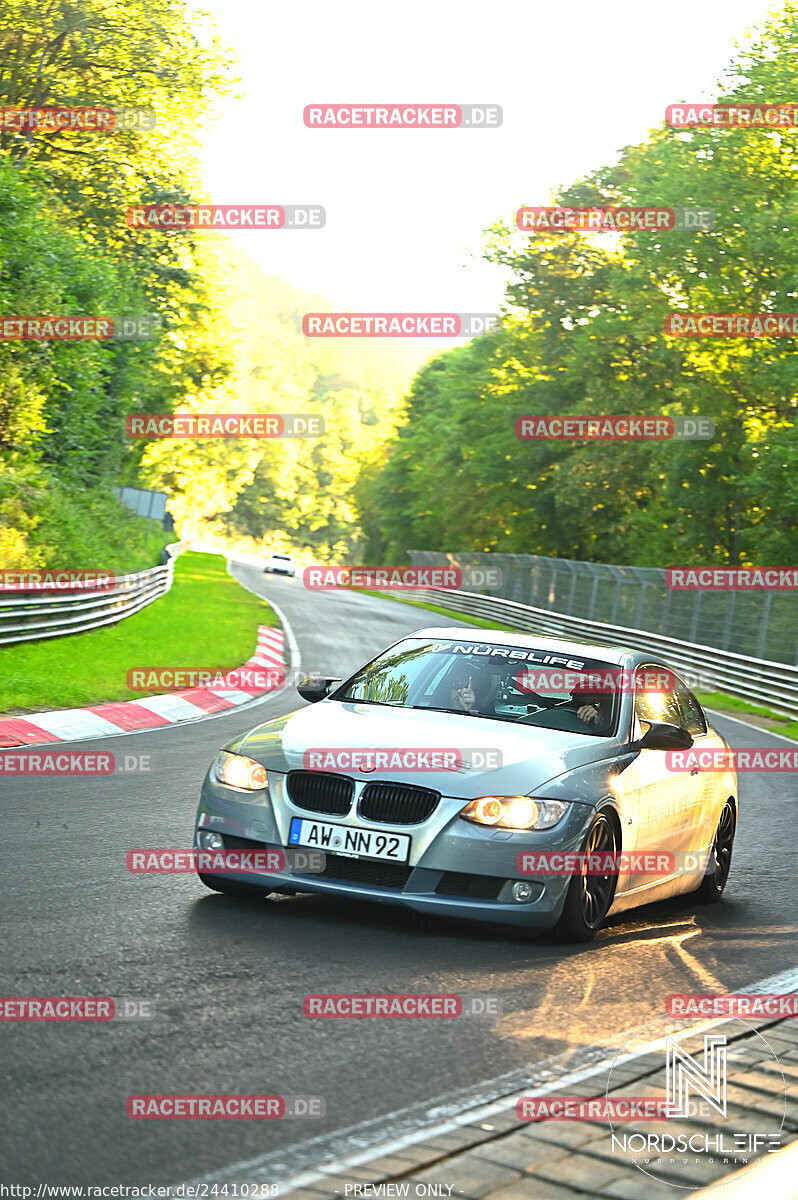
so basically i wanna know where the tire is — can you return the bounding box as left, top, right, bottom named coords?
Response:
left=198, top=872, right=271, bottom=901
left=695, top=802, right=736, bottom=903
left=554, top=811, right=619, bottom=943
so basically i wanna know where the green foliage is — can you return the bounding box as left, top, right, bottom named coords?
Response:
left=0, top=2, right=412, bottom=567
left=139, top=243, right=413, bottom=560
left=359, top=3, right=798, bottom=567
left=0, top=0, right=235, bottom=566
left=0, top=155, right=158, bottom=487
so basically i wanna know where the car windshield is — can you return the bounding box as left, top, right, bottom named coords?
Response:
left=332, top=637, right=625, bottom=736
left=272, top=555, right=292, bottom=561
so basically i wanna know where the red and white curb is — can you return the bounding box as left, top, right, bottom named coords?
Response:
left=0, top=625, right=285, bottom=748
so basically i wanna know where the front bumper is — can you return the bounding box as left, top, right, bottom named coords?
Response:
left=194, top=769, right=597, bottom=929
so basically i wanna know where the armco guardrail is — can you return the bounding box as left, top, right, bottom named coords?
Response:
left=407, top=549, right=798, bottom=667
left=0, top=542, right=187, bottom=647
left=396, top=585, right=798, bottom=720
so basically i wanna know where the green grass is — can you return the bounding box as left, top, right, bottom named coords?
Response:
left=359, top=589, right=798, bottom=739
left=695, top=691, right=798, bottom=740
left=0, top=551, right=278, bottom=714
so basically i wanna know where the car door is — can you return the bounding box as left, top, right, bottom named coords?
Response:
left=613, top=664, right=704, bottom=896
left=673, top=677, right=724, bottom=856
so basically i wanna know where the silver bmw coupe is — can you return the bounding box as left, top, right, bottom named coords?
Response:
left=194, top=628, right=737, bottom=941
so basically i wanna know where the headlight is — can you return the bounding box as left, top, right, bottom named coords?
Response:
left=460, top=796, right=569, bottom=831
left=213, top=750, right=268, bottom=791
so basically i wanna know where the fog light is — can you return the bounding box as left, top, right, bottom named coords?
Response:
left=512, top=881, right=535, bottom=903
left=198, top=830, right=224, bottom=850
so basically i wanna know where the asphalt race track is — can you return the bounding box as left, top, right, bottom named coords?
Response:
left=1, top=563, right=796, bottom=1185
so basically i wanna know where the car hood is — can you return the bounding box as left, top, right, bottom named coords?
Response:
left=233, top=700, right=622, bottom=798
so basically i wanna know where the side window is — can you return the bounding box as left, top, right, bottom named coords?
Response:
left=675, top=681, right=708, bottom=737
left=634, top=665, right=683, bottom=730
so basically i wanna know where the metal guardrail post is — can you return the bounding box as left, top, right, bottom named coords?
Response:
left=609, top=566, right=622, bottom=626
left=661, top=584, right=673, bottom=638
left=757, top=591, right=773, bottom=660
left=634, top=581, right=648, bottom=628
left=566, top=561, right=578, bottom=615
left=690, top=590, right=703, bottom=643
left=721, top=589, right=736, bottom=651
left=587, top=565, right=600, bottom=621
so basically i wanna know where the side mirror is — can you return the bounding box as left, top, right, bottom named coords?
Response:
left=297, top=676, right=342, bottom=703
left=636, top=722, right=694, bottom=752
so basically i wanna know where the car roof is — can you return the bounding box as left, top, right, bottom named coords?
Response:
left=405, top=626, right=641, bottom=667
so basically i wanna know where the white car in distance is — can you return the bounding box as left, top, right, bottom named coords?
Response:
left=264, top=553, right=296, bottom=577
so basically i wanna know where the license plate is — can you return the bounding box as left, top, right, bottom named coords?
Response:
left=289, top=817, right=411, bottom=863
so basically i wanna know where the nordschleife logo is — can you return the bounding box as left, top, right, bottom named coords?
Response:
left=607, top=1016, right=786, bottom=1189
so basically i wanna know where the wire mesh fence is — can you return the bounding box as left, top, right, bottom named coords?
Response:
left=406, top=551, right=798, bottom=666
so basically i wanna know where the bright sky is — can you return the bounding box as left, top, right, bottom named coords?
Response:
left=199, top=0, right=780, bottom=317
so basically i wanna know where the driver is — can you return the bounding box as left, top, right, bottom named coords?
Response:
left=571, top=689, right=614, bottom=734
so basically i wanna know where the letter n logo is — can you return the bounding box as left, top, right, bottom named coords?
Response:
left=666, top=1034, right=727, bottom=1118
